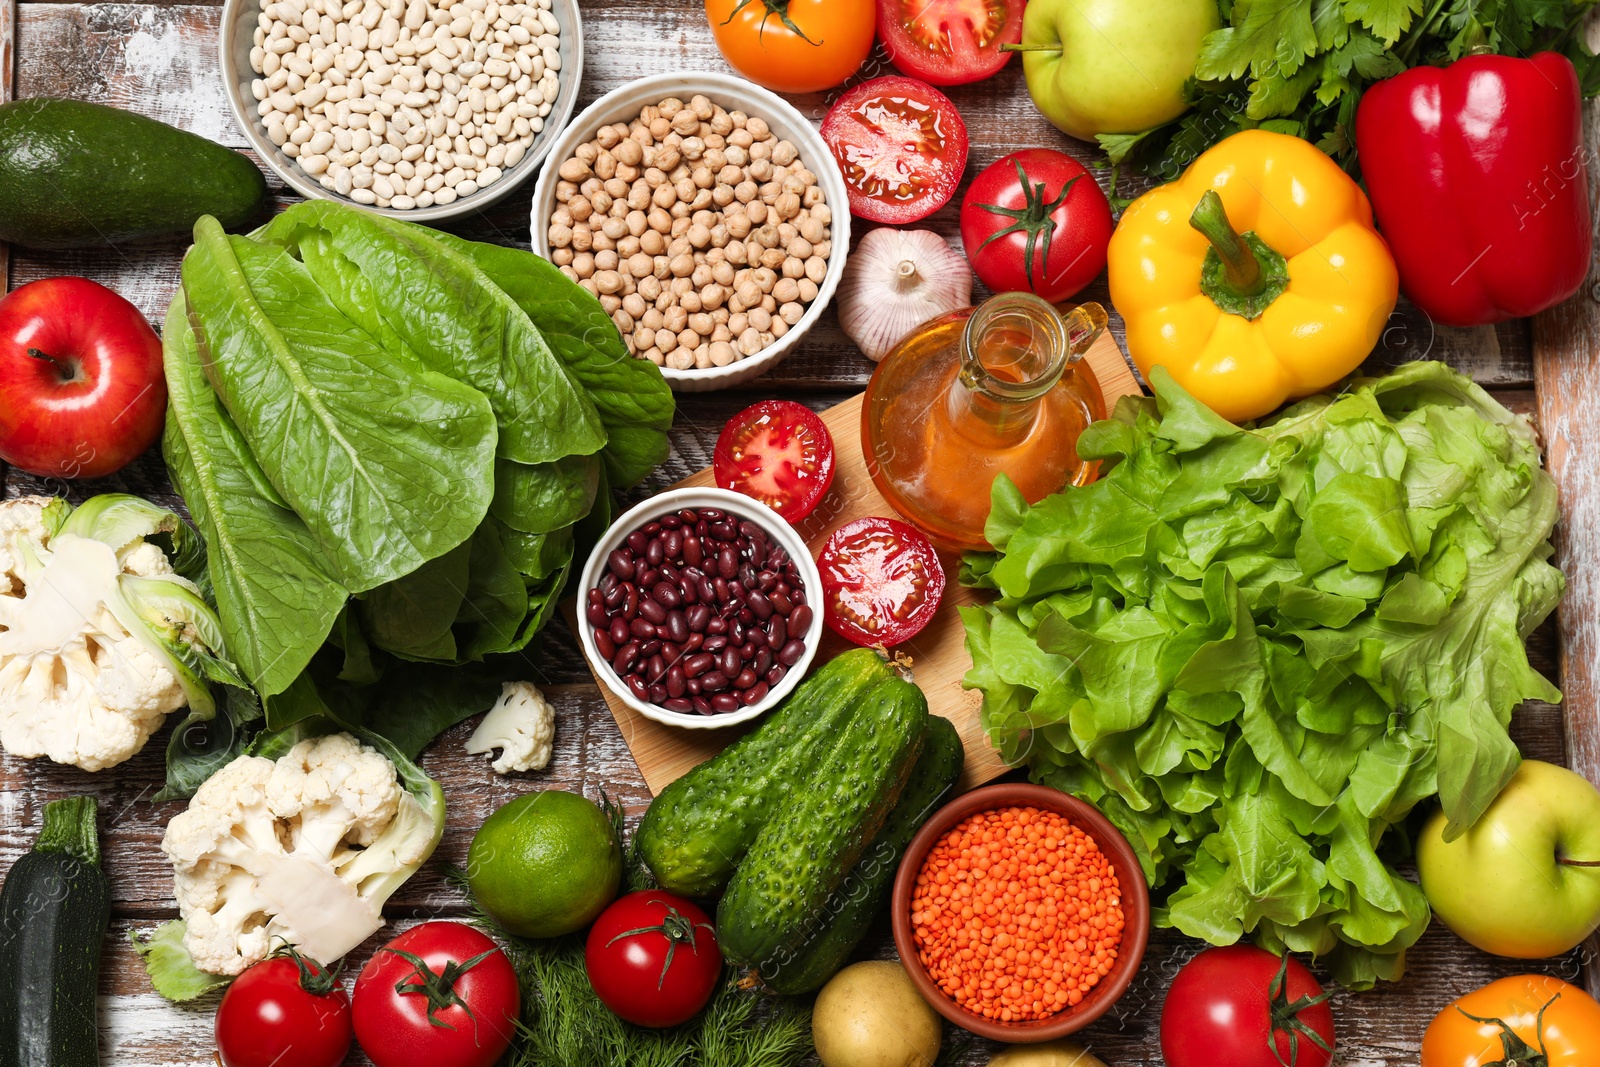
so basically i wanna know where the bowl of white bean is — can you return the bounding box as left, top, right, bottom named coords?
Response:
left=220, top=0, right=582, bottom=221
left=531, top=71, right=850, bottom=391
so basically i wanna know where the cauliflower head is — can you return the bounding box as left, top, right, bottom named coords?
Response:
left=163, top=732, right=445, bottom=975
left=465, top=681, right=555, bottom=774
left=0, top=495, right=238, bottom=772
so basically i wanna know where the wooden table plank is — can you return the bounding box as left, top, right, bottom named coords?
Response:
left=1532, top=67, right=1600, bottom=996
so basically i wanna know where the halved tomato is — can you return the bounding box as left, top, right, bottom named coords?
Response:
left=878, top=0, right=1024, bottom=86
left=820, top=76, right=970, bottom=225
left=817, top=516, right=946, bottom=648
left=714, top=400, right=836, bottom=523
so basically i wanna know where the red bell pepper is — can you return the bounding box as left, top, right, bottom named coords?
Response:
left=1355, top=52, right=1593, bottom=327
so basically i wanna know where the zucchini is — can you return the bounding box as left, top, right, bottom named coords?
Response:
left=716, top=672, right=929, bottom=967
left=637, top=649, right=897, bottom=896
left=758, top=715, right=964, bottom=994
left=0, top=797, right=108, bottom=1067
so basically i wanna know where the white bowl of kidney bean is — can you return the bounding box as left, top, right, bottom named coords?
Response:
left=531, top=71, right=850, bottom=392
left=578, top=487, right=824, bottom=729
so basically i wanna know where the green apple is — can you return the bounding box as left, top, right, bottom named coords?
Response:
left=1417, top=759, right=1600, bottom=958
left=1015, top=0, right=1220, bottom=142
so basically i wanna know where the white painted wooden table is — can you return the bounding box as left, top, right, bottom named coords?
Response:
left=0, top=0, right=1596, bottom=1062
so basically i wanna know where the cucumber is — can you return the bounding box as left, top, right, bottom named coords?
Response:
left=0, top=797, right=108, bottom=1067
left=758, top=715, right=965, bottom=994
left=636, top=648, right=896, bottom=897
left=716, top=672, right=929, bottom=967
left=0, top=98, right=269, bottom=249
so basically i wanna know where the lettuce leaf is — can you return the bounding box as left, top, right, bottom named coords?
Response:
left=180, top=218, right=498, bottom=594
left=962, top=361, right=1562, bottom=987
left=162, top=202, right=674, bottom=792
left=256, top=200, right=609, bottom=466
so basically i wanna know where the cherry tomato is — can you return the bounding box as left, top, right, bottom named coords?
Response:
left=960, top=149, right=1113, bottom=304
left=817, top=516, right=946, bottom=647
left=705, top=0, right=875, bottom=94
left=1422, top=974, right=1600, bottom=1067
left=713, top=400, right=836, bottom=523
left=215, top=952, right=352, bottom=1067
left=585, top=890, right=723, bottom=1028
left=821, top=76, right=970, bottom=225
left=1161, top=946, right=1335, bottom=1067
left=353, top=922, right=520, bottom=1067
left=877, top=0, right=1023, bottom=86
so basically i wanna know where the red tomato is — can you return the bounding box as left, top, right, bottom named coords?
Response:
left=960, top=149, right=1113, bottom=303
left=713, top=400, right=836, bottom=523
left=215, top=952, right=352, bottom=1067
left=353, top=922, right=520, bottom=1067
left=1161, top=946, right=1336, bottom=1067
left=585, top=890, right=723, bottom=1028
left=817, top=516, right=946, bottom=647
left=0, top=276, right=166, bottom=479
left=821, top=76, right=970, bottom=225
left=877, top=0, right=1023, bottom=86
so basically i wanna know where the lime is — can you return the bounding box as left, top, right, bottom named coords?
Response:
left=466, top=790, right=622, bottom=938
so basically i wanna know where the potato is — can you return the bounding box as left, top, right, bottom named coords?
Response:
left=812, top=960, right=942, bottom=1067
left=988, top=1041, right=1110, bottom=1067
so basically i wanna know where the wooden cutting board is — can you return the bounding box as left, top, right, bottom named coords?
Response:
left=583, top=330, right=1143, bottom=796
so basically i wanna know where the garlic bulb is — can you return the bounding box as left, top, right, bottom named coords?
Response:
left=837, top=228, right=972, bottom=362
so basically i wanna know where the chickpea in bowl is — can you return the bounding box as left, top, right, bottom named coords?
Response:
left=531, top=72, right=851, bottom=391
left=547, top=95, right=834, bottom=372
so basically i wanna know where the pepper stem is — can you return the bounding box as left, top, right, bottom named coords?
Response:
left=1191, top=191, right=1261, bottom=292
left=1189, top=190, right=1290, bottom=321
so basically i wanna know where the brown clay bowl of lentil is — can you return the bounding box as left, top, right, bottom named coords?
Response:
left=891, top=783, right=1151, bottom=1043
left=577, top=487, right=825, bottom=729
left=531, top=71, right=851, bottom=391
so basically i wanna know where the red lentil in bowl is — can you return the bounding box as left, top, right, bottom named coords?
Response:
left=890, top=783, right=1150, bottom=1043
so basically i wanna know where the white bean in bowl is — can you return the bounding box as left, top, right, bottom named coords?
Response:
left=249, top=0, right=561, bottom=210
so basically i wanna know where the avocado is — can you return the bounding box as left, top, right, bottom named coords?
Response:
left=0, top=97, right=270, bottom=250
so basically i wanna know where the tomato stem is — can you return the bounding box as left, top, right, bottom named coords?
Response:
left=272, top=940, right=340, bottom=997
left=26, top=348, right=82, bottom=383
left=382, top=945, right=499, bottom=1033
left=1265, top=952, right=1335, bottom=1067
left=972, top=159, right=1081, bottom=296
left=606, top=904, right=715, bottom=991
left=721, top=0, right=821, bottom=47
left=1455, top=993, right=1557, bottom=1067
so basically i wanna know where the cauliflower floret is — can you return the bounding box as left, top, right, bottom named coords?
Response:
left=0, top=496, right=55, bottom=596
left=465, top=681, right=555, bottom=774
left=120, top=541, right=176, bottom=578
left=0, top=496, right=224, bottom=772
left=0, top=528, right=190, bottom=770
left=163, top=733, right=444, bottom=976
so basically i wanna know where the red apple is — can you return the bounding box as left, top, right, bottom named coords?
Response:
left=0, top=277, right=167, bottom=479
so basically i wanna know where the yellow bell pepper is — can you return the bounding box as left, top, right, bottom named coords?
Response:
left=1108, top=130, right=1399, bottom=423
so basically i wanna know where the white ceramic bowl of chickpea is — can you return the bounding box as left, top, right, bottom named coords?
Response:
left=531, top=71, right=850, bottom=391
